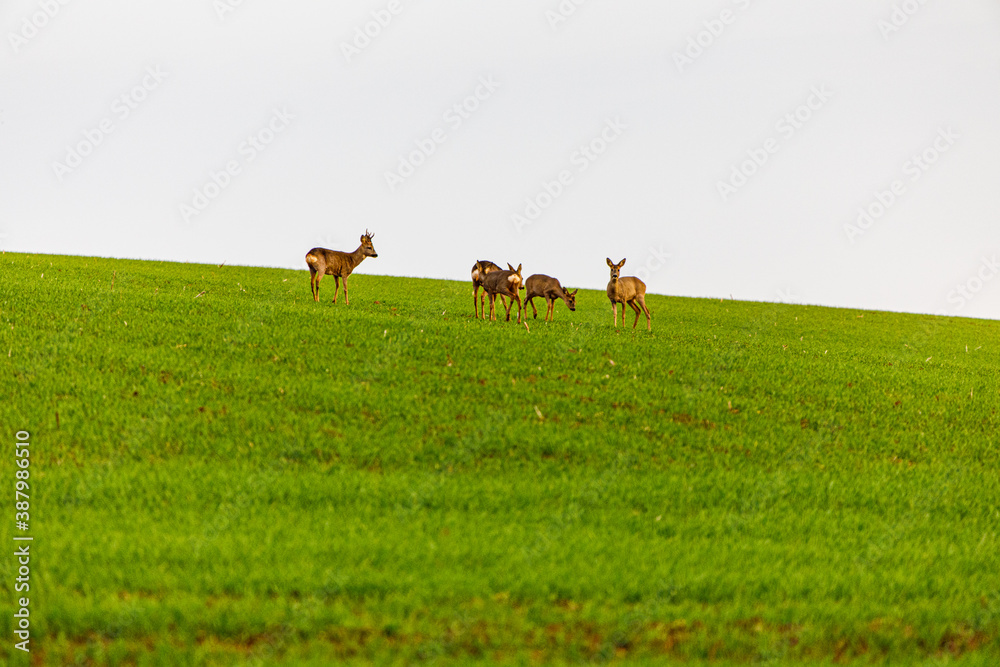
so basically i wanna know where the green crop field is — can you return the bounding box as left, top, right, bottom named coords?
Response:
left=2, top=251, right=999, bottom=665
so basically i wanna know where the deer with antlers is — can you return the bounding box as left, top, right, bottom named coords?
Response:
left=305, top=231, right=378, bottom=304
left=482, top=263, right=525, bottom=324
left=606, top=258, right=650, bottom=331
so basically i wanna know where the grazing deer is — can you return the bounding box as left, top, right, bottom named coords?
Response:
left=606, top=258, right=651, bottom=331
left=482, top=263, right=525, bottom=324
left=471, top=260, right=506, bottom=319
left=524, top=274, right=577, bottom=322
left=305, top=231, right=378, bottom=304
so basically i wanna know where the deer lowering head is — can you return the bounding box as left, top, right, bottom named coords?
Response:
left=523, top=273, right=577, bottom=322
left=564, top=289, right=578, bottom=311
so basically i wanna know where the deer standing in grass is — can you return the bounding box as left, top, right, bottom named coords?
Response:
left=471, top=260, right=507, bottom=319
left=606, top=258, right=650, bottom=331
left=524, top=274, right=577, bottom=322
left=305, top=231, right=378, bottom=304
left=482, top=263, right=525, bottom=324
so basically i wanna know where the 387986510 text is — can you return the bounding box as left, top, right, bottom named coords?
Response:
left=13, top=430, right=32, bottom=653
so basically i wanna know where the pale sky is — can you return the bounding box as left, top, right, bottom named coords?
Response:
left=2, top=1, right=999, bottom=318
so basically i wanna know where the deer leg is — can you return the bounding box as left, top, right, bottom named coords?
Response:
left=629, top=300, right=642, bottom=329
left=473, top=286, right=480, bottom=319
left=503, top=294, right=513, bottom=321
left=612, top=303, right=619, bottom=328
left=343, top=276, right=350, bottom=305
left=547, top=298, right=555, bottom=322
left=313, top=271, right=324, bottom=302
left=637, top=295, right=651, bottom=331
left=509, top=294, right=520, bottom=322
left=309, top=268, right=318, bottom=302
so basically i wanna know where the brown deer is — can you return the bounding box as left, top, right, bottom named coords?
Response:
left=305, top=231, right=378, bottom=304
left=524, top=274, right=577, bottom=322
left=471, top=260, right=506, bottom=319
left=606, top=258, right=650, bottom=331
left=482, top=263, right=525, bottom=323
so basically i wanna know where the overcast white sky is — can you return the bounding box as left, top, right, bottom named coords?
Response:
left=2, top=1, right=999, bottom=318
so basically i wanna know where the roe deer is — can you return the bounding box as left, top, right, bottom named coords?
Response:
left=524, top=274, right=577, bottom=322
left=305, top=231, right=378, bottom=304
left=482, top=263, right=525, bottom=324
left=471, top=260, right=506, bottom=319
left=606, top=258, right=650, bottom=331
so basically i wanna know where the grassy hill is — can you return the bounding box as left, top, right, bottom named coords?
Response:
left=2, top=251, right=999, bottom=665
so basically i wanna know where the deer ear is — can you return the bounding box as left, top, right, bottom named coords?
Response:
left=507, top=263, right=515, bottom=271
left=516, top=263, right=522, bottom=273
left=606, top=258, right=614, bottom=268
left=571, top=289, right=578, bottom=296
left=619, top=258, right=627, bottom=268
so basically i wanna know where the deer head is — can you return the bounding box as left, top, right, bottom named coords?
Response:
left=473, top=260, right=496, bottom=282
left=506, top=263, right=524, bottom=291
left=361, top=230, right=378, bottom=258
left=565, top=289, right=578, bottom=311
left=606, top=258, right=626, bottom=283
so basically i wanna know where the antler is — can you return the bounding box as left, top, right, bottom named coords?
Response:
left=365, top=228, right=374, bottom=239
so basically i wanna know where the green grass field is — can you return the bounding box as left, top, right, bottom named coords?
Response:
left=2, top=251, right=999, bottom=665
